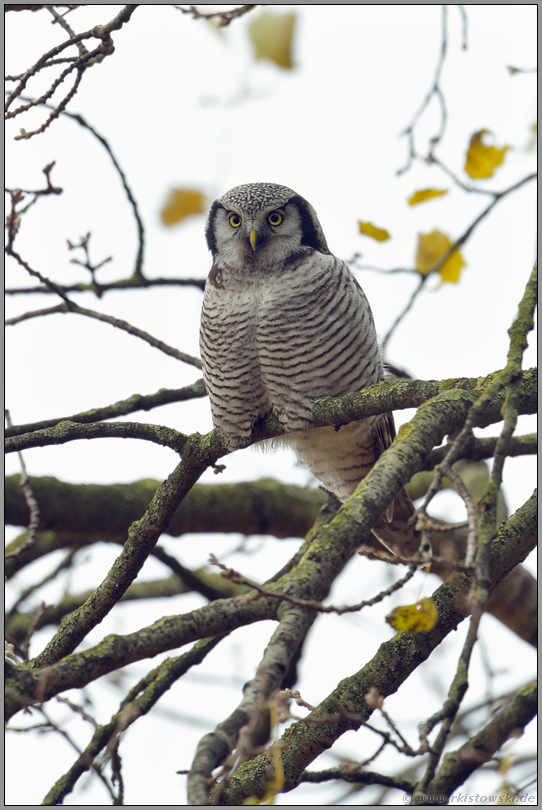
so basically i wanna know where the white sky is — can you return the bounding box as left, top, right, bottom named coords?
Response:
left=5, top=5, right=537, bottom=806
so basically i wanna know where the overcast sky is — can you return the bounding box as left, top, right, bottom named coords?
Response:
left=5, top=5, right=537, bottom=805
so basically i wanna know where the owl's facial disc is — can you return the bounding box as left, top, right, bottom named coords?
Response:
left=225, top=209, right=269, bottom=252
left=208, top=198, right=321, bottom=270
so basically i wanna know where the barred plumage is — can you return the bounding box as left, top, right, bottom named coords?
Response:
left=200, top=183, right=420, bottom=557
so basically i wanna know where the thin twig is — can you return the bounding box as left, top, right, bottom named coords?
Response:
left=8, top=549, right=77, bottom=615
left=210, top=554, right=417, bottom=614
left=174, top=4, right=257, bottom=27
left=21, top=602, right=52, bottom=659
left=6, top=246, right=72, bottom=302
left=4, top=410, right=41, bottom=560
left=438, top=463, right=478, bottom=567
left=14, top=97, right=147, bottom=280
left=6, top=162, right=63, bottom=218
left=5, top=5, right=139, bottom=131
left=36, top=706, right=119, bottom=803
left=6, top=276, right=205, bottom=296
left=47, top=4, right=89, bottom=57
left=365, top=688, right=416, bottom=755
left=397, top=5, right=451, bottom=175
left=381, top=172, right=536, bottom=350
left=300, top=766, right=415, bottom=792
left=56, top=695, right=98, bottom=727
left=5, top=295, right=202, bottom=369
left=424, top=433, right=537, bottom=468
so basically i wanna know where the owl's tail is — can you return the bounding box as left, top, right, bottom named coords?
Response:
left=372, top=487, right=428, bottom=562
left=285, top=419, right=430, bottom=563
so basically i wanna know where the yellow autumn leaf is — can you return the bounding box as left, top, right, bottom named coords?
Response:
left=415, top=230, right=466, bottom=284
left=495, top=783, right=516, bottom=806
left=161, top=188, right=207, bottom=227
left=408, top=188, right=449, bottom=206
left=249, top=12, right=296, bottom=69
left=386, top=597, right=438, bottom=633
left=464, top=129, right=510, bottom=179
left=358, top=221, right=390, bottom=242
left=526, top=121, right=537, bottom=151
left=499, top=754, right=514, bottom=777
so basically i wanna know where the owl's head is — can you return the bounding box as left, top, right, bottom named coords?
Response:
left=205, top=182, right=331, bottom=268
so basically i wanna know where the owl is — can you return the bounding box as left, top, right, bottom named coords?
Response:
left=200, top=182, right=420, bottom=558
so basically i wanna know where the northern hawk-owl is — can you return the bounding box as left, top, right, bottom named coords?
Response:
left=200, top=182, right=419, bottom=557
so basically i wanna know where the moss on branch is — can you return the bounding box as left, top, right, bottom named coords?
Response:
left=5, top=369, right=537, bottom=457
left=219, top=490, right=537, bottom=804
left=5, top=476, right=325, bottom=540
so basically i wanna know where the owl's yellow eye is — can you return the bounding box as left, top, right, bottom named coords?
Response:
left=229, top=214, right=242, bottom=228
left=268, top=212, right=283, bottom=227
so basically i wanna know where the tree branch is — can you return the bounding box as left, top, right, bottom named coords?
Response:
left=381, top=176, right=537, bottom=350
left=424, top=433, right=537, bottom=468
left=300, top=767, right=415, bottom=792
left=217, top=490, right=537, bottom=805
left=5, top=420, right=189, bottom=455
left=5, top=299, right=202, bottom=368
left=425, top=681, right=537, bottom=803
left=189, top=606, right=316, bottom=805
left=5, top=369, right=538, bottom=457
left=41, top=634, right=227, bottom=806
left=4, top=364, right=537, bottom=722
left=5, top=275, right=206, bottom=296
left=5, top=477, right=324, bottom=557
left=4, top=380, right=207, bottom=439
left=5, top=5, right=140, bottom=130
left=174, top=4, right=258, bottom=27
left=5, top=477, right=537, bottom=648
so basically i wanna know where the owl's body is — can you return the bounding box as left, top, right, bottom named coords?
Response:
left=200, top=183, right=419, bottom=556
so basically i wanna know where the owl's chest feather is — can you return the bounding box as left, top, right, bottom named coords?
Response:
left=205, top=259, right=314, bottom=339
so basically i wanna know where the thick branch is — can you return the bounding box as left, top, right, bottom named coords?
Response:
left=5, top=369, right=536, bottom=719
left=23, top=430, right=222, bottom=671
left=4, top=470, right=536, bottom=724
left=5, top=369, right=538, bottom=457
left=427, top=525, right=537, bottom=648
left=5, top=477, right=325, bottom=574
left=424, top=433, right=536, bottom=469
left=5, top=584, right=279, bottom=720
left=5, top=572, right=245, bottom=646
left=5, top=476, right=536, bottom=648
left=5, top=420, right=189, bottom=456
left=188, top=606, right=316, bottom=805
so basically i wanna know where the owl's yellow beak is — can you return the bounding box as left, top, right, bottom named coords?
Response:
left=249, top=228, right=258, bottom=252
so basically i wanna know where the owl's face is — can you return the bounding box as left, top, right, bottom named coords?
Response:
left=205, top=183, right=331, bottom=271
